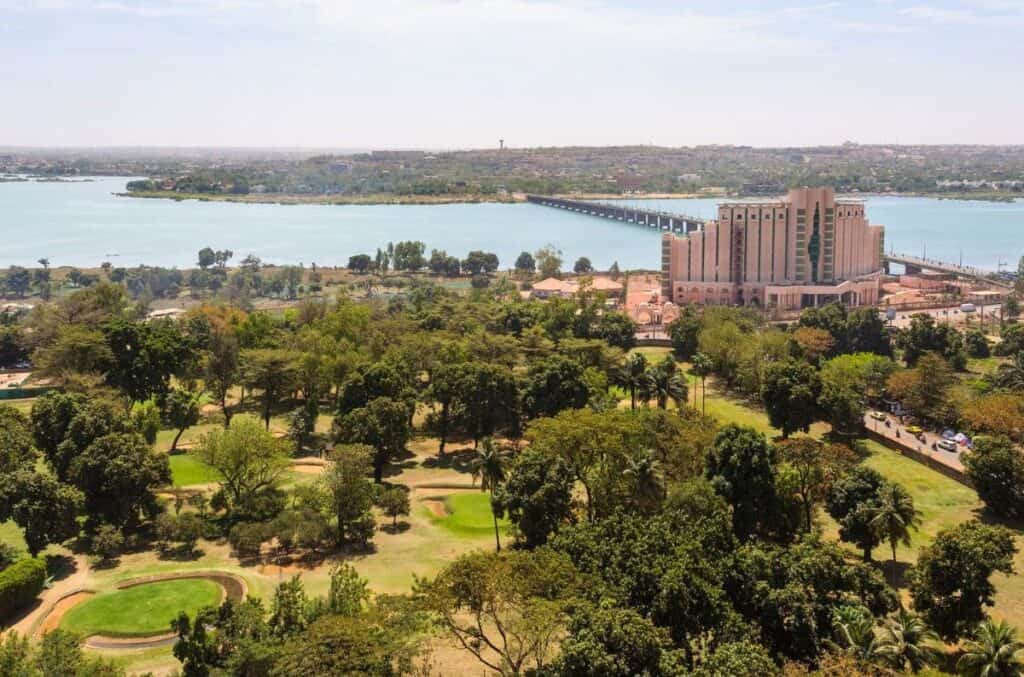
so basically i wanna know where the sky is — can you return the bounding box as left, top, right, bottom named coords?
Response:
left=1, top=0, right=1022, bottom=148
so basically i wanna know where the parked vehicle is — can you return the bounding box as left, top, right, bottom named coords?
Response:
left=906, top=425, right=923, bottom=435
left=941, top=429, right=956, bottom=440
left=870, top=411, right=886, bottom=421
left=938, top=439, right=958, bottom=452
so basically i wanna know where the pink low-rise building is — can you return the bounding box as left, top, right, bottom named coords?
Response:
left=662, top=187, right=884, bottom=311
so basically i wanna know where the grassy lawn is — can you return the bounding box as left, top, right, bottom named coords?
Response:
left=423, top=492, right=509, bottom=538
left=168, top=454, right=222, bottom=487
left=154, top=423, right=219, bottom=452
left=1, top=398, right=36, bottom=414
left=0, top=520, right=27, bottom=555
left=61, top=578, right=222, bottom=637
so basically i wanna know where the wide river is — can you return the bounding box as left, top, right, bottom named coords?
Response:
left=1, top=177, right=1022, bottom=271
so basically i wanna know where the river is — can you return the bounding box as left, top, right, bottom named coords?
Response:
left=1, top=177, right=1021, bottom=271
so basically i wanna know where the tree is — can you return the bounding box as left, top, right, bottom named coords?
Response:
left=963, top=436, right=1024, bottom=518
left=129, top=397, right=161, bottom=444
left=205, top=325, right=239, bottom=427
left=67, top=432, right=171, bottom=529
left=552, top=603, right=678, bottom=677
left=240, top=349, right=298, bottom=429
left=455, top=362, right=518, bottom=447
left=761, top=358, right=820, bottom=438
left=492, top=447, right=575, bottom=548
left=573, top=257, right=593, bottom=274
left=909, top=520, right=1018, bottom=641
left=195, top=416, right=291, bottom=518
left=91, top=523, right=125, bottom=564
left=618, top=352, right=650, bottom=410
left=0, top=405, right=35, bottom=475
left=469, top=438, right=507, bottom=551
left=514, top=251, right=536, bottom=274
left=103, top=318, right=196, bottom=402
left=957, top=620, right=1024, bottom=677
left=347, top=254, right=371, bottom=273
left=4, top=266, right=30, bottom=297
left=886, top=352, right=955, bottom=424
left=777, top=438, right=856, bottom=533
left=378, top=486, right=410, bottom=528
left=391, top=240, right=427, bottom=271
left=704, top=424, right=778, bottom=541
left=0, top=470, right=82, bottom=556
left=965, top=327, right=991, bottom=358
left=522, top=355, right=589, bottom=419
left=334, top=397, right=411, bottom=483
left=163, top=387, right=206, bottom=452
left=269, top=575, right=312, bottom=638
left=692, top=641, right=778, bottom=677
left=462, top=250, right=499, bottom=275
left=792, top=326, right=835, bottom=364
left=877, top=608, right=940, bottom=673
left=899, top=313, right=967, bottom=370
left=690, top=352, right=713, bottom=414
left=197, top=247, right=216, bottom=270
left=322, top=443, right=375, bottom=546
left=534, top=244, right=563, bottom=279
left=608, top=261, right=620, bottom=280
left=826, top=465, right=887, bottom=561
left=595, top=312, right=636, bottom=350
left=992, top=352, right=1024, bottom=392
left=418, top=548, right=580, bottom=675
left=819, top=353, right=896, bottom=436
left=667, top=307, right=700, bottom=360
left=870, top=482, right=921, bottom=586
left=646, top=355, right=687, bottom=410
left=32, top=325, right=113, bottom=379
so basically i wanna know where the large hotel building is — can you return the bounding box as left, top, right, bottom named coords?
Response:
left=661, top=187, right=885, bottom=311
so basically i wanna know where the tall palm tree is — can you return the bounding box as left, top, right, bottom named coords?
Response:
left=690, top=352, right=714, bottom=415
left=647, top=356, right=688, bottom=410
left=957, top=620, right=1024, bottom=677
left=877, top=608, right=940, bottom=673
left=870, top=482, right=922, bottom=587
left=469, top=437, right=507, bottom=552
left=993, top=351, right=1024, bottom=392
left=624, top=448, right=663, bottom=511
left=619, top=352, right=651, bottom=410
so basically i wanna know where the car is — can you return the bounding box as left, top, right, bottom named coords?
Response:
left=870, top=411, right=886, bottom=421
left=941, top=430, right=956, bottom=440
left=937, top=439, right=957, bottom=452
left=906, top=425, right=923, bottom=434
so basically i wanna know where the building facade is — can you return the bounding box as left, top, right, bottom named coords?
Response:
left=661, top=187, right=884, bottom=310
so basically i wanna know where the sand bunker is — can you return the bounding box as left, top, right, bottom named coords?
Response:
left=35, top=590, right=94, bottom=636
left=421, top=498, right=449, bottom=518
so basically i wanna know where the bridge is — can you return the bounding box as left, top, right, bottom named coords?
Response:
left=525, top=195, right=705, bottom=234
left=885, top=253, right=1013, bottom=290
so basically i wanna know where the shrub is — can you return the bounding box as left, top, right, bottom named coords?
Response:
left=91, top=524, right=125, bottom=563
left=0, top=557, right=46, bottom=620
left=229, top=522, right=268, bottom=559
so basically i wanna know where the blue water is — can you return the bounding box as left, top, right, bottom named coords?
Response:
left=1, top=177, right=1021, bottom=271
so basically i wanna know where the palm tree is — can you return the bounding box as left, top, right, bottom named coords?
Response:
left=647, top=356, right=688, bottom=410
left=469, top=437, right=507, bottom=552
left=832, top=606, right=885, bottom=665
left=870, top=482, right=922, bottom=587
left=690, top=352, right=714, bottom=415
left=877, top=608, right=940, bottom=673
left=624, top=448, right=663, bottom=511
left=619, top=352, right=651, bottom=410
left=957, top=620, right=1024, bottom=677
left=993, top=352, right=1024, bottom=392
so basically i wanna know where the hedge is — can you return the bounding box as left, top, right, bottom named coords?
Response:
left=0, top=557, right=47, bottom=620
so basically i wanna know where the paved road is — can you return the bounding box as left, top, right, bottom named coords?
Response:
left=863, top=411, right=965, bottom=472
left=881, top=304, right=1003, bottom=329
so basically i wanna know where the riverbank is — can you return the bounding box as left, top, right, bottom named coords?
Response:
left=116, top=190, right=522, bottom=206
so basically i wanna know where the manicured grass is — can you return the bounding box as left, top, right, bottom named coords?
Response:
left=424, top=492, right=509, bottom=538
left=1, top=398, right=36, bottom=414
left=966, top=355, right=1006, bottom=375
left=61, top=578, right=222, bottom=637
left=168, top=454, right=222, bottom=487
left=0, top=520, right=27, bottom=556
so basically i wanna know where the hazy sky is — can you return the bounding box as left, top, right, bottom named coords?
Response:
left=1, top=0, right=1022, bottom=148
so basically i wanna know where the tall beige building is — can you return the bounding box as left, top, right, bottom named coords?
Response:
left=661, top=187, right=884, bottom=311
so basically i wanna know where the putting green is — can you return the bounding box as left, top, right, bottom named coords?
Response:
left=425, top=492, right=509, bottom=538
left=60, top=578, right=222, bottom=638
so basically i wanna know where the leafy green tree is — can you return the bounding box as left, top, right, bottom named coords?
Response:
left=32, top=326, right=113, bottom=379
left=4, top=266, right=31, bottom=297
left=870, top=482, right=922, bottom=586
left=667, top=307, right=701, bottom=360
left=618, top=352, right=650, bottom=410
left=819, top=353, right=896, bottom=436
left=195, top=415, right=291, bottom=518
left=534, top=244, right=563, bottom=279
left=129, top=397, right=161, bottom=444
left=963, top=436, right=1024, bottom=518
left=462, top=250, right=499, bottom=275
left=391, top=240, right=427, bottom=271
left=334, top=397, right=411, bottom=483
left=522, top=355, right=589, bottom=419
left=965, top=327, right=991, bottom=358
left=886, top=351, right=956, bottom=424
left=91, top=523, right=125, bottom=564
left=910, top=520, right=1018, bottom=641
left=269, top=575, right=312, bottom=639
left=455, top=362, right=518, bottom=447
left=553, top=603, right=679, bottom=677
left=205, top=325, right=240, bottom=427
left=957, top=619, right=1024, bottom=677
left=103, top=318, right=196, bottom=402
left=761, top=357, right=820, bottom=438
left=646, top=355, right=687, bottom=410
left=777, top=438, right=856, bottom=533
left=899, top=313, right=968, bottom=369
left=992, top=351, right=1024, bottom=391
left=515, top=251, right=536, bottom=274
left=573, top=256, right=593, bottom=274
left=469, top=438, right=507, bottom=551
left=163, top=387, right=207, bottom=451
left=595, top=311, right=636, bottom=350
left=492, top=447, right=575, bottom=548
left=692, top=641, right=778, bottom=677
left=67, top=432, right=171, bottom=529
left=240, top=348, right=298, bottom=429
left=347, top=253, right=371, bottom=273
left=324, top=444, right=376, bottom=545
left=704, top=424, right=778, bottom=541
left=418, top=548, right=579, bottom=675
left=826, top=465, right=886, bottom=561
left=377, top=486, right=410, bottom=528
left=0, top=405, right=36, bottom=475
left=0, top=469, right=82, bottom=556
left=690, top=352, right=713, bottom=414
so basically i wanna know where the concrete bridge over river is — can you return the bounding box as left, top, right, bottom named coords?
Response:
left=525, top=195, right=705, bottom=234
left=885, top=252, right=1012, bottom=290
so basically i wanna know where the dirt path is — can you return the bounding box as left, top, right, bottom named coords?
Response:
left=5, top=554, right=92, bottom=638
